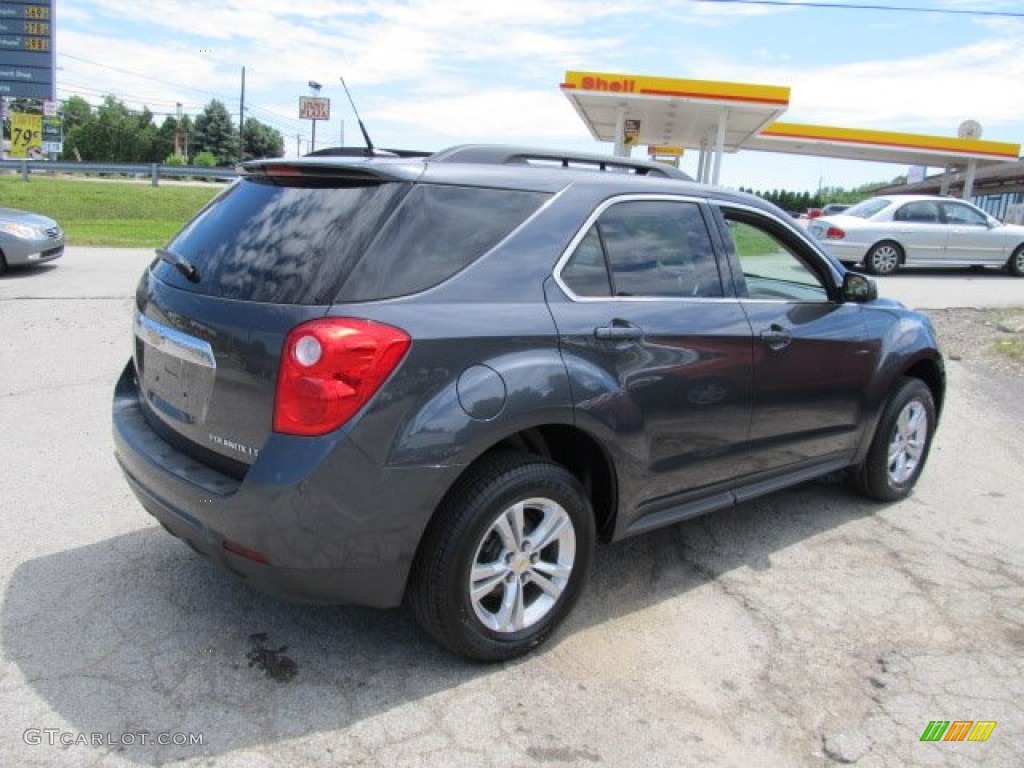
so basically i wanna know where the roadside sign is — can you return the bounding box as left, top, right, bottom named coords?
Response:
left=624, top=119, right=640, bottom=145
left=0, top=0, right=56, bottom=99
left=41, top=113, right=60, bottom=153
left=299, top=96, right=330, bottom=121
left=9, top=111, right=42, bottom=158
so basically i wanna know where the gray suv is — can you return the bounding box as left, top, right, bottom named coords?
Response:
left=113, top=146, right=945, bottom=660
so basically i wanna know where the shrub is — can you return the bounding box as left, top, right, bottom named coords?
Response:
left=193, top=151, right=217, bottom=168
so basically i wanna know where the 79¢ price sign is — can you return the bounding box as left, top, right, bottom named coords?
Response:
left=9, top=113, right=44, bottom=159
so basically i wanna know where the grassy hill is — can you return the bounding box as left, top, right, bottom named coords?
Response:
left=0, top=175, right=222, bottom=247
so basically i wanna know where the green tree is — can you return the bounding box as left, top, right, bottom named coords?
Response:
left=193, top=100, right=238, bottom=166
left=62, top=95, right=93, bottom=132
left=59, top=95, right=159, bottom=162
left=241, top=117, right=285, bottom=160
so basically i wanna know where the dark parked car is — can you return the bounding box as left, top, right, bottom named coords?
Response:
left=113, top=146, right=945, bottom=660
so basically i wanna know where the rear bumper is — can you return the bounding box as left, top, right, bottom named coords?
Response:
left=820, top=240, right=866, bottom=262
left=112, top=362, right=459, bottom=608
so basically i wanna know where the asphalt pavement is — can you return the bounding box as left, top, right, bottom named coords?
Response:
left=1, top=248, right=1022, bottom=767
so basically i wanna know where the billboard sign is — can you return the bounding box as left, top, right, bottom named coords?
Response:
left=299, top=96, right=330, bottom=121
left=0, top=1, right=56, bottom=99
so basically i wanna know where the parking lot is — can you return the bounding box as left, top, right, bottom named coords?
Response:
left=2, top=248, right=1022, bottom=767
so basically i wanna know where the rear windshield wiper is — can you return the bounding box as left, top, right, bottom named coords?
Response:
left=156, top=248, right=200, bottom=283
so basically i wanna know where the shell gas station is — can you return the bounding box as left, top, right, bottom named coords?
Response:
left=559, top=70, right=1021, bottom=202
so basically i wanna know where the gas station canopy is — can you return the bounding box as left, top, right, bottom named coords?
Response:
left=748, top=122, right=1020, bottom=167
left=560, top=70, right=1021, bottom=196
left=561, top=70, right=790, bottom=184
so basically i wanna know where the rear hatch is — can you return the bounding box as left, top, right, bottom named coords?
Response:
left=133, top=165, right=414, bottom=473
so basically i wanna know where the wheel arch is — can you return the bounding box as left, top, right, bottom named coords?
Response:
left=1008, top=241, right=1024, bottom=276
left=903, top=355, right=945, bottom=421
left=871, top=238, right=906, bottom=263
left=488, top=425, right=618, bottom=541
left=413, top=423, right=618, bottom=569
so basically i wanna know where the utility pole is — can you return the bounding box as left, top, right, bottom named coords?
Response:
left=174, top=102, right=185, bottom=159
left=238, top=66, right=246, bottom=164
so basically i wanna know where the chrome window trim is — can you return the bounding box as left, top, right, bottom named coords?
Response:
left=551, top=193, right=727, bottom=304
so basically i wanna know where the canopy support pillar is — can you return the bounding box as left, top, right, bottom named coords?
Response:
left=711, top=109, right=728, bottom=185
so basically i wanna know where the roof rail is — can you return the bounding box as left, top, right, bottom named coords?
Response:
left=305, top=146, right=432, bottom=158
left=429, top=144, right=692, bottom=181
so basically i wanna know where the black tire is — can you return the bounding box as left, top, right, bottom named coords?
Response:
left=1008, top=244, right=1024, bottom=277
left=408, top=451, right=595, bottom=662
left=864, top=241, right=902, bottom=276
left=850, top=377, right=935, bottom=502
left=0, top=252, right=7, bottom=276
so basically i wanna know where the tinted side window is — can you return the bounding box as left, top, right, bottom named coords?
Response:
left=943, top=202, right=987, bottom=225
left=338, top=185, right=549, bottom=301
left=894, top=201, right=941, bottom=223
left=561, top=200, right=722, bottom=299
left=561, top=228, right=612, bottom=296
left=720, top=209, right=829, bottom=302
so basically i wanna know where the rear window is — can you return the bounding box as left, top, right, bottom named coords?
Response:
left=336, top=185, right=550, bottom=301
left=154, top=177, right=410, bottom=304
left=844, top=198, right=890, bottom=219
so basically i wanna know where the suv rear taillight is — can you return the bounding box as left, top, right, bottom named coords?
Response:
left=273, top=318, right=411, bottom=436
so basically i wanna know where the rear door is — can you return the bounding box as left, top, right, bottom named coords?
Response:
left=890, top=199, right=948, bottom=264
left=712, top=203, right=880, bottom=479
left=545, top=196, right=755, bottom=530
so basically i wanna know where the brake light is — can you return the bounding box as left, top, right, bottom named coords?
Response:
left=273, top=318, right=410, bottom=436
left=825, top=226, right=846, bottom=240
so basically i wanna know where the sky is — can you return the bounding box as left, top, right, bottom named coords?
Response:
left=53, top=0, right=1024, bottom=192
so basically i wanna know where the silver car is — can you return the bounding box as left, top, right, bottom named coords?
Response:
left=0, top=207, right=64, bottom=275
left=809, top=195, right=1024, bottom=277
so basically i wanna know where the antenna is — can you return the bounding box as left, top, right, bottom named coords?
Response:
left=340, top=77, right=375, bottom=156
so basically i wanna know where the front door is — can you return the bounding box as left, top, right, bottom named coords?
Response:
left=713, top=204, right=880, bottom=478
left=941, top=200, right=1003, bottom=265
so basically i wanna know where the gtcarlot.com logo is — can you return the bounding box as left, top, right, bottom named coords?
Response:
left=920, top=721, right=997, bottom=742
left=23, top=729, right=204, bottom=747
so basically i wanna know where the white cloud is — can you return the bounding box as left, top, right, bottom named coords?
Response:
left=368, top=89, right=588, bottom=142
left=684, top=33, right=1024, bottom=138
left=783, top=39, right=1024, bottom=135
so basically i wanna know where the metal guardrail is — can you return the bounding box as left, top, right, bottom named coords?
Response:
left=0, top=159, right=239, bottom=185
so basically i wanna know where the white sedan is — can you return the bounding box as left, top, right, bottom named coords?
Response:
left=808, top=195, right=1024, bottom=277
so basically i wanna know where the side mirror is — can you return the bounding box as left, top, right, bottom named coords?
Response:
left=842, top=271, right=877, bottom=303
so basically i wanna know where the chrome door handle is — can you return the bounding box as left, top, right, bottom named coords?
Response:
left=595, top=323, right=643, bottom=341
left=760, top=324, right=791, bottom=351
